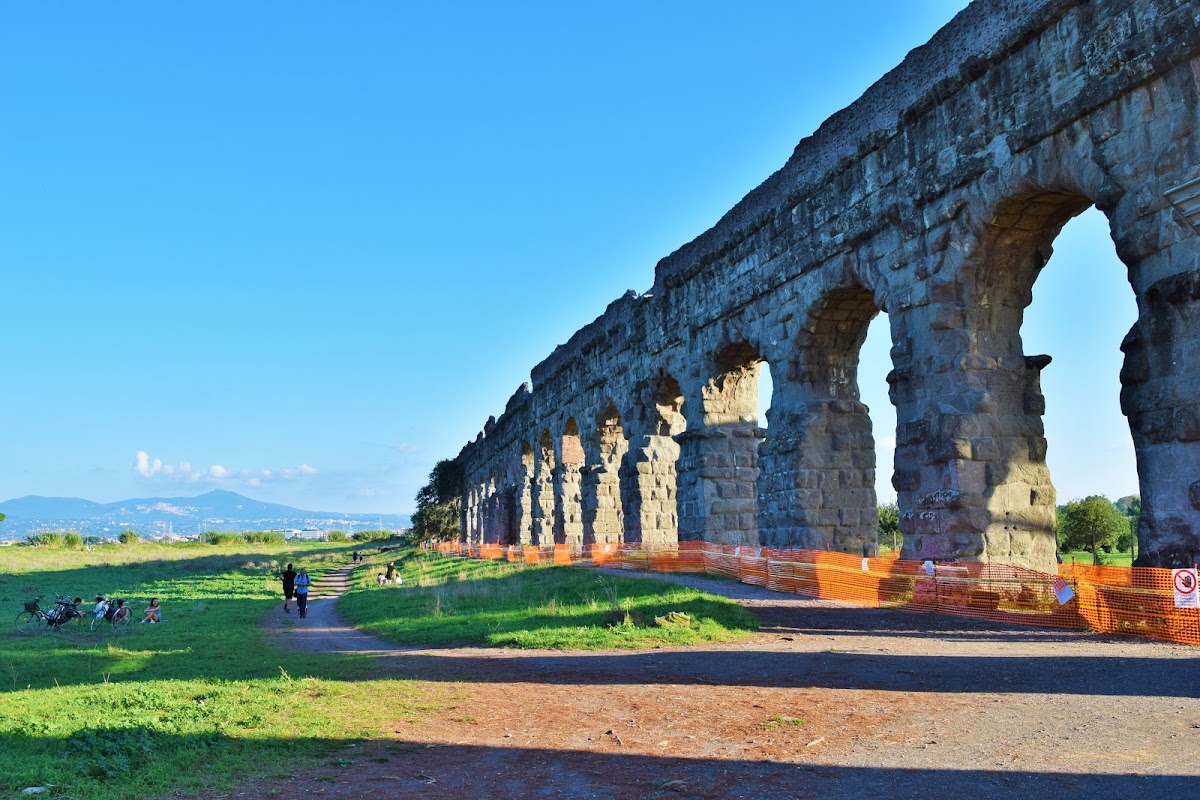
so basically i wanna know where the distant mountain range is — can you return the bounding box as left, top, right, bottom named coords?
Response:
left=0, top=490, right=410, bottom=540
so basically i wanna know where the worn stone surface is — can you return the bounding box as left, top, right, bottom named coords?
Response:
left=458, top=0, right=1200, bottom=572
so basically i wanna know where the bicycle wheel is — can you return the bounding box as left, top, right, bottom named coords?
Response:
left=16, top=611, right=42, bottom=634
left=90, top=613, right=106, bottom=632
left=113, top=608, right=131, bottom=630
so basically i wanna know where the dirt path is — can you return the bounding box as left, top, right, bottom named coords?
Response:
left=234, top=563, right=1200, bottom=800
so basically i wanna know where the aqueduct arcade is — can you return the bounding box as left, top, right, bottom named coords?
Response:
left=457, top=0, right=1200, bottom=573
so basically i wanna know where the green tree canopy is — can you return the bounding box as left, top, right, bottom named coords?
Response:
left=411, top=459, right=463, bottom=542
left=1057, top=495, right=1129, bottom=555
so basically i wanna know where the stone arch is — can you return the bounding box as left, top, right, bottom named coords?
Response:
left=622, top=371, right=686, bottom=544
left=674, top=341, right=767, bottom=545
left=514, top=441, right=534, bottom=545
left=530, top=429, right=556, bottom=546
left=890, top=177, right=1122, bottom=571
left=554, top=417, right=585, bottom=546
left=756, top=284, right=882, bottom=552
left=481, top=472, right=499, bottom=544
left=583, top=401, right=627, bottom=545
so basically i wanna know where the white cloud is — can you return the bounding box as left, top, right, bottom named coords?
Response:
left=132, top=451, right=318, bottom=489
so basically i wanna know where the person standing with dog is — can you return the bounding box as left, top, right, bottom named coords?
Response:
left=280, top=563, right=297, bottom=614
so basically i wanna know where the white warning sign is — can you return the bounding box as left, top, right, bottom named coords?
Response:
left=1172, top=568, right=1199, bottom=609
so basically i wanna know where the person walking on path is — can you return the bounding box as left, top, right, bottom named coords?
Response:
left=280, top=563, right=297, bottom=614
left=294, top=568, right=312, bottom=618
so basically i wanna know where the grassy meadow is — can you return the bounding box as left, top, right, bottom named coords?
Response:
left=337, top=548, right=758, bottom=649
left=0, top=541, right=445, bottom=800
left=1, top=540, right=759, bottom=798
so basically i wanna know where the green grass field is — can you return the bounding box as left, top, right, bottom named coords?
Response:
left=0, top=541, right=757, bottom=798
left=0, top=541, right=443, bottom=800
left=337, top=549, right=758, bottom=649
left=1061, top=549, right=1134, bottom=567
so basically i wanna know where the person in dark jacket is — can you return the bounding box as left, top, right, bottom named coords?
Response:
left=280, top=563, right=297, bottom=614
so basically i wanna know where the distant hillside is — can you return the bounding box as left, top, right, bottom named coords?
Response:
left=0, top=490, right=411, bottom=540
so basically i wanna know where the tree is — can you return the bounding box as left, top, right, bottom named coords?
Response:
left=0, top=512, right=5, bottom=523
left=877, top=503, right=900, bottom=551
left=118, top=530, right=139, bottom=545
left=1114, top=495, right=1140, bottom=555
left=1057, top=496, right=1129, bottom=561
left=411, top=459, right=463, bottom=542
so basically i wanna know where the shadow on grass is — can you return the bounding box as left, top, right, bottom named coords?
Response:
left=1, top=728, right=1195, bottom=800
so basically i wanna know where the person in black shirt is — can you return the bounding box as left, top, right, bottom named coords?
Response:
left=280, top=563, right=297, bottom=614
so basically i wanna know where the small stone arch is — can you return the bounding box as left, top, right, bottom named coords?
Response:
left=530, top=429, right=556, bottom=546
left=554, top=417, right=585, bottom=546
left=755, top=283, right=882, bottom=553
left=671, top=341, right=768, bottom=545
left=622, top=371, right=686, bottom=544
left=583, top=401, right=627, bottom=545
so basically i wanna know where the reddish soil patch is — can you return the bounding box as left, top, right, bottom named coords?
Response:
left=212, top=568, right=1200, bottom=799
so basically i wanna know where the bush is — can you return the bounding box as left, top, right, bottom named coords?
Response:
left=327, top=530, right=348, bottom=542
left=205, top=532, right=246, bottom=545
left=118, top=530, right=140, bottom=545
left=243, top=531, right=285, bottom=544
left=63, top=531, right=84, bottom=550
left=351, top=530, right=393, bottom=542
left=26, top=531, right=66, bottom=548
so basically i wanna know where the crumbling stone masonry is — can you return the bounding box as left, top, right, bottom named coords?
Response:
left=458, top=0, right=1200, bottom=571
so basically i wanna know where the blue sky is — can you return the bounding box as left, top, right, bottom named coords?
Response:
left=0, top=1, right=1139, bottom=514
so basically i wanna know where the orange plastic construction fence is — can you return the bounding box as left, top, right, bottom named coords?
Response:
left=422, top=539, right=1200, bottom=646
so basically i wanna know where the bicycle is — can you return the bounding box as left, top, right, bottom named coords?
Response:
left=89, top=596, right=132, bottom=632
left=15, top=594, right=84, bottom=634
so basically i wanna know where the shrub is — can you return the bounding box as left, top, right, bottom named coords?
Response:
left=118, top=530, right=140, bottom=545
left=243, top=531, right=285, bottom=544
left=351, top=530, right=392, bottom=542
left=205, top=532, right=246, bottom=545
left=27, top=531, right=66, bottom=548
left=63, top=531, right=84, bottom=550
left=327, top=530, right=348, bottom=542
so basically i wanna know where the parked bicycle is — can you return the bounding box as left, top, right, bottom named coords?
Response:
left=89, top=596, right=132, bottom=631
left=16, top=594, right=84, bottom=634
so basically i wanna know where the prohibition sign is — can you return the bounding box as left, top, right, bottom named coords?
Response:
left=1175, top=569, right=1197, bottom=596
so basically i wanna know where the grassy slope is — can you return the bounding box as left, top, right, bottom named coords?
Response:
left=0, top=542, right=442, bottom=800
left=337, top=548, right=758, bottom=649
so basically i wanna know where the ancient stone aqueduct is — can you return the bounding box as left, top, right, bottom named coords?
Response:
left=456, top=0, right=1200, bottom=573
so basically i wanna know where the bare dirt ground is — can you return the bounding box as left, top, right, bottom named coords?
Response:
left=219, top=565, right=1200, bottom=799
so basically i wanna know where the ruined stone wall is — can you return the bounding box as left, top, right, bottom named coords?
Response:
left=457, top=0, right=1200, bottom=571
